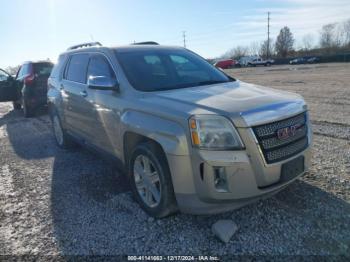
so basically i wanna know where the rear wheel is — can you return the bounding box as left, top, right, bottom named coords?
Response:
left=13, top=101, right=21, bottom=110
left=22, top=98, right=34, bottom=118
left=50, top=109, right=75, bottom=149
left=21, top=97, right=34, bottom=117
left=129, top=142, right=177, bottom=218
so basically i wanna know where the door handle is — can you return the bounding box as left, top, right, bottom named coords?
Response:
left=80, top=90, right=87, bottom=97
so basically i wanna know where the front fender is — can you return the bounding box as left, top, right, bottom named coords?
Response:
left=121, top=111, right=189, bottom=156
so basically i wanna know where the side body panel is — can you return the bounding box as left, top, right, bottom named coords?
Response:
left=61, top=79, right=93, bottom=140
left=85, top=89, right=123, bottom=157
left=120, top=110, right=190, bottom=159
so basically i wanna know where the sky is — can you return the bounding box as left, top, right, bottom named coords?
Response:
left=1, top=0, right=350, bottom=68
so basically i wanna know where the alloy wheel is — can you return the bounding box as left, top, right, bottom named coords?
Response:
left=133, top=155, right=162, bottom=208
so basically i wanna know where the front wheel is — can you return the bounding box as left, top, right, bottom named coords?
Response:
left=129, top=142, right=177, bottom=218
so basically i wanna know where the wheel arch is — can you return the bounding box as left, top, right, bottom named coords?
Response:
left=121, top=111, right=190, bottom=166
left=123, top=132, right=164, bottom=168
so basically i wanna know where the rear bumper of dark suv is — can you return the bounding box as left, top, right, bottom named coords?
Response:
left=24, top=96, right=47, bottom=107
left=22, top=91, right=48, bottom=109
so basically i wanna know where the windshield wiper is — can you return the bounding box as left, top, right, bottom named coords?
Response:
left=196, top=80, right=230, bottom=86
left=157, top=80, right=232, bottom=91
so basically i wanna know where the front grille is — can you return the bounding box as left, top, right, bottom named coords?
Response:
left=252, top=112, right=309, bottom=164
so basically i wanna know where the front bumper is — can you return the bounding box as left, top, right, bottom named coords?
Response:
left=167, top=124, right=312, bottom=215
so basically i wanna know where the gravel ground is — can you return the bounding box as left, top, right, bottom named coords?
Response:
left=0, top=63, right=349, bottom=259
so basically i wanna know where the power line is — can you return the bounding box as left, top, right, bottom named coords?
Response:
left=267, top=12, right=270, bottom=58
left=182, top=31, right=186, bottom=48
left=158, top=22, right=267, bottom=46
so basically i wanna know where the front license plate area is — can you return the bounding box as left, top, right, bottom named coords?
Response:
left=281, top=156, right=304, bottom=182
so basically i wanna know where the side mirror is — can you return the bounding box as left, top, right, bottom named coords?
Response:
left=87, top=76, right=119, bottom=91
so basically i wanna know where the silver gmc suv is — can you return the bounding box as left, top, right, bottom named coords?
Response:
left=47, top=42, right=312, bottom=218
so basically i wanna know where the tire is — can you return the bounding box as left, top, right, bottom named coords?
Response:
left=13, top=101, right=21, bottom=110
left=129, top=142, right=177, bottom=218
left=50, top=108, right=75, bottom=149
left=266, top=62, right=271, bottom=67
left=23, top=103, right=34, bottom=117
left=22, top=98, right=34, bottom=118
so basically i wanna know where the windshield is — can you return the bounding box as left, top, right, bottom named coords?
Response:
left=115, top=49, right=234, bottom=92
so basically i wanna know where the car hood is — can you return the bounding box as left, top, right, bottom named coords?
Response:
left=141, top=80, right=307, bottom=127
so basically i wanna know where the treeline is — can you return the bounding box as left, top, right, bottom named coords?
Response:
left=220, top=18, right=350, bottom=60
left=5, top=65, right=20, bottom=76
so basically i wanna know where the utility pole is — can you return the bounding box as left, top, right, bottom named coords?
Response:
left=182, top=31, right=186, bottom=48
left=267, top=12, right=270, bottom=59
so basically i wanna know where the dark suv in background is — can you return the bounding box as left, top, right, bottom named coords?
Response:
left=0, top=61, right=53, bottom=117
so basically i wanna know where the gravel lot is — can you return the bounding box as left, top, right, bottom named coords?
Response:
left=0, top=63, right=349, bottom=259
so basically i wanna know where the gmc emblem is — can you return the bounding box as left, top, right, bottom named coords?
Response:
left=277, top=124, right=301, bottom=140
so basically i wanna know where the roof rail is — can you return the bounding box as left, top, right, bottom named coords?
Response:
left=67, top=42, right=102, bottom=51
left=132, top=41, right=159, bottom=45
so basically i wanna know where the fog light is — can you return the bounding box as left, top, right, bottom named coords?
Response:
left=214, top=167, right=228, bottom=192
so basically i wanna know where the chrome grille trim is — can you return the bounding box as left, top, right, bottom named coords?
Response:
left=265, top=137, right=308, bottom=162
left=260, top=125, right=307, bottom=150
left=254, top=113, right=306, bottom=138
left=252, top=112, right=308, bottom=164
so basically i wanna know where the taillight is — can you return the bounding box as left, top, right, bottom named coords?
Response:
left=24, top=63, right=34, bottom=85
left=24, top=74, right=35, bottom=85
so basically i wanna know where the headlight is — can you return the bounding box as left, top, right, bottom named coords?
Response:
left=189, top=115, right=244, bottom=150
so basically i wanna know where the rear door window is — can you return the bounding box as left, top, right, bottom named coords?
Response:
left=19, top=64, right=30, bottom=78
left=16, top=66, right=24, bottom=79
left=65, top=54, right=89, bottom=84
